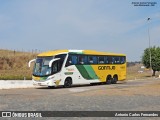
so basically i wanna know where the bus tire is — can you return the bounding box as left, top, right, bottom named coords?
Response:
left=112, top=75, right=118, bottom=84
left=64, top=78, right=72, bottom=88
left=106, top=75, right=112, bottom=84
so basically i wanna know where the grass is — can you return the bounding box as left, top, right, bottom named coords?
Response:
left=0, top=49, right=159, bottom=80
left=0, top=49, right=37, bottom=80
left=127, top=63, right=160, bottom=80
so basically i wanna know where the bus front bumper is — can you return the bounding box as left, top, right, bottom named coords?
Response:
left=32, top=80, right=56, bottom=86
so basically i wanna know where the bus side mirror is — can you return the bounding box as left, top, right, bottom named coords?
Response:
left=28, top=59, right=36, bottom=67
left=49, top=58, right=60, bottom=67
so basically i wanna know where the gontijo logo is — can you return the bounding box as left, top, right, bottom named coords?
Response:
left=98, top=66, right=115, bottom=70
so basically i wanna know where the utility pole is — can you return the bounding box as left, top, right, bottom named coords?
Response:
left=147, top=18, right=152, bottom=72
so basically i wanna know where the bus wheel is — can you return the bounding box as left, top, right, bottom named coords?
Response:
left=64, top=78, right=72, bottom=88
left=106, top=76, right=112, bottom=84
left=112, top=75, right=118, bottom=84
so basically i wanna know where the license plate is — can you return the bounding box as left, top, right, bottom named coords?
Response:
left=38, top=83, right=41, bottom=85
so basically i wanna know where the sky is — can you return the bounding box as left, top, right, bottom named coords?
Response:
left=0, top=0, right=159, bottom=61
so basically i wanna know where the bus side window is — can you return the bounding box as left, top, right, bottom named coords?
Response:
left=88, top=56, right=97, bottom=64
left=115, top=57, right=120, bottom=64
left=117, top=57, right=120, bottom=64
left=88, top=56, right=93, bottom=64
left=98, top=56, right=105, bottom=64
left=65, top=55, right=72, bottom=67
left=72, top=55, right=78, bottom=65
left=65, top=54, right=78, bottom=67
left=105, top=56, right=110, bottom=64
left=112, top=57, right=115, bottom=64
left=78, top=55, right=87, bottom=64
left=78, top=55, right=83, bottom=64
left=107, top=56, right=112, bottom=64
left=120, top=56, right=125, bottom=64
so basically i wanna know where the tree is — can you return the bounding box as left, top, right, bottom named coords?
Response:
left=142, top=46, right=160, bottom=76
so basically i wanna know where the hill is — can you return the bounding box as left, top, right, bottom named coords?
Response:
left=0, top=49, right=37, bottom=80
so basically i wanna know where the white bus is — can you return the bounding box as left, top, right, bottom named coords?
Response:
left=29, top=49, right=126, bottom=88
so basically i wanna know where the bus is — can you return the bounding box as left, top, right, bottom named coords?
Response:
left=28, top=49, right=126, bottom=88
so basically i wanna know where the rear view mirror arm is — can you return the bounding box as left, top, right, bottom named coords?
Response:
left=49, top=58, right=60, bottom=67
left=28, top=59, right=36, bottom=67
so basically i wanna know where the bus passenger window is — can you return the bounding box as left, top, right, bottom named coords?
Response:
left=112, top=57, right=120, bottom=64
left=98, top=56, right=104, bottom=64
left=107, top=56, right=112, bottom=64
left=69, top=60, right=72, bottom=64
left=71, top=55, right=78, bottom=65
left=65, top=55, right=78, bottom=67
left=88, top=56, right=97, bottom=64
left=105, top=57, right=109, bottom=64
left=88, top=56, right=93, bottom=64
left=79, top=56, right=84, bottom=64
left=78, top=55, right=87, bottom=64
left=115, top=57, right=120, bottom=64
left=112, top=57, right=115, bottom=64
left=65, top=56, right=72, bottom=67
left=120, top=56, right=125, bottom=64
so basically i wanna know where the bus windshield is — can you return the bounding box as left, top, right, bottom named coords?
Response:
left=33, top=57, right=53, bottom=76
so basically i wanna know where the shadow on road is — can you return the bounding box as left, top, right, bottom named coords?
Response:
left=36, top=81, right=126, bottom=90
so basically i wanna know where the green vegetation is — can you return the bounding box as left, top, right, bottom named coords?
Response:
left=0, top=49, right=37, bottom=80
left=142, top=46, right=160, bottom=76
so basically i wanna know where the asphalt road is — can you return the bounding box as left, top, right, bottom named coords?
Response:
left=0, top=78, right=160, bottom=120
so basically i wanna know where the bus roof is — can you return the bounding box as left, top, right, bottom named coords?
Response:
left=37, top=49, right=125, bottom=57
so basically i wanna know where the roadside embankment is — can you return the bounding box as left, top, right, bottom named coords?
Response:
left=0, top=80, right=36, bottom=89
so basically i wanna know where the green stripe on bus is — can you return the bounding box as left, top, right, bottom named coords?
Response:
left=83, top=65, right=98, bottom=79
left=75, top=65, right=98, bottom=80
left=76, top=65, right=92, bottom=79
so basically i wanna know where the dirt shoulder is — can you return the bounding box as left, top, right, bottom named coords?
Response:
left=72, top=78, right=160, bottom=97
